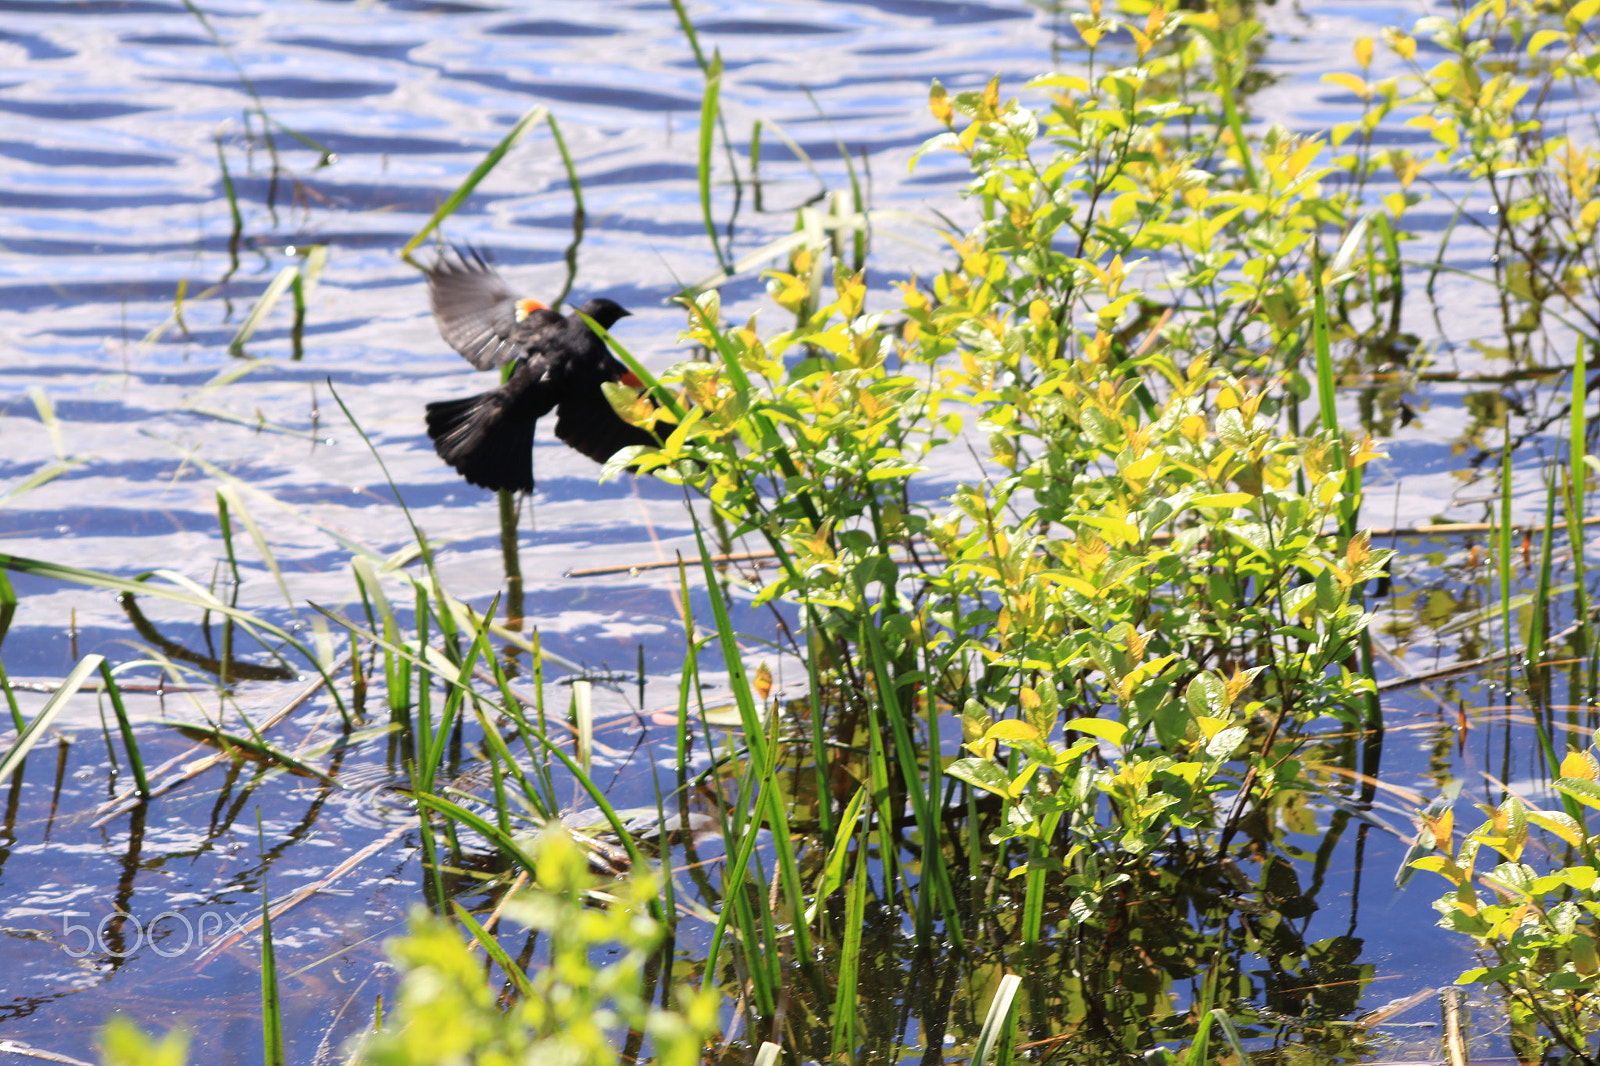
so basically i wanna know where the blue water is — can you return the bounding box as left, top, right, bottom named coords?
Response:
left=0, top=0, right=1574, bottom=1061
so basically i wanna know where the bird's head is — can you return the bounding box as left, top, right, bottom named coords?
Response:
left=577, top=298, right=633, bottom=331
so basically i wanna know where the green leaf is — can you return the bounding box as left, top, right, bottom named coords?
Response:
left=947, top=757, right=1013, bottom=798
left=1555, top=776, right=1600, bottom=810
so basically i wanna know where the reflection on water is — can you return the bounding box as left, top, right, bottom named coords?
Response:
left=0, top=0, right=1594, bottom=1061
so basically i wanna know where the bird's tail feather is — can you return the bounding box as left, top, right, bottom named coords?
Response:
left=425, top=389, right=535, bottom=493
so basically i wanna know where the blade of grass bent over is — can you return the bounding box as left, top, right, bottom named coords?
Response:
left=0, top=552, right=346, bottom=717
left=400, top=104, right=550, bottom=263
left=217, top=484, right=294, bottom=609
left=229, top=265, right=299, bottom=356
left=545, top=113, right=586, bottom=312
left=27, top=388, right=66, bottom=460
left=0, top=655, right=102, bottom=787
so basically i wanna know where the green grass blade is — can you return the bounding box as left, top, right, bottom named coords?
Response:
left=217, top=484, right=294, bottom=609
left=0, top=654, right=102, bottom=786
left=3, top=460, right=85, bottom=504
left=829, top=833, right=869, bottom=1060
left=668, top=0, right=709, bottom=71
left=581, top=315, right=686, bottom=423
left=803, top=784, right=867, bottom=927
left=169, top=723, right=341, bottom=786
left=697, top=52, right=726, bottom=270
left=1182, top=961, right=1220, bottom=1066
left=1569, top=337, right=1592, bottom=703
left=686, top=515, right=815, bottom=971
left=452, top=901, right=536, bottom=999
left=758, top=117, right=827, bottom=193
left=0, top=664, right=21, bottom=735
left=228, top=264, right=299, bottom=357
left=572, top=679, right=593, bottom=775
left=749, top=119, right=764, bottom=210
left=971, top=973, right=1022, bottom=1066
left=1311, top=262, right=1338, bottom=437
left=0, top=568, right=13, bottom=647
left=400, top=105, right=549, bottom=262
left=1215, top=51, right=1258, bottom=190
left=99, top=662, right=149, bottom=799
left=0, top=552, right=344, bottom=715
left=1500, top=423, right=1515, bottom=672
left=256, top=811, right=285, bottom=1066
left=1207, top=1008, right=1249, bottom=1063
left=27, top=388, right=65, bottom=460
left=545, top=114, right=586, bottom=312
left=216, top=130, right=243, bottom=253
left=860, top=621, right=963, bottom=946
left=415, top=791, right=538, bottom=874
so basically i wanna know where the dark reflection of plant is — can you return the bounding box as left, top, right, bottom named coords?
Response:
left=118, top=591, right=295, bottom=684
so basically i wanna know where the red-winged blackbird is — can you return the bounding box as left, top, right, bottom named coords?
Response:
left=423, top=247, right=657, bottom=493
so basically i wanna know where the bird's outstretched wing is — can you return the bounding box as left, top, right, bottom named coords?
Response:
left=425, top=246, right=562, bottom=370
left=553, top=386, right=661, bottom=466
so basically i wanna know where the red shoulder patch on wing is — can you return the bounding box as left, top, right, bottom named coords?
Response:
left=619, top=370, right=644, bottom=389
left=515, top=298, right=548, bottom=321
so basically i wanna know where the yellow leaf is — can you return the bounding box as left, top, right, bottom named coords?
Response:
left=1353, top=36, right=1373, bottom=69
left=985, top=719, right=1040, bottom=744
left=929, top=79, right=953, bottom=125
left=1122, top=452, right=1161, bottom=482
left=1064, top=717, right=1127, bottom=746
left=1190, top=492, right=1253, bottom=509
left=1562, top=750, right=1598, bottom=781
left=1145, top=4, right=1167, bottom=39
left=1071, top=12, right=1105, bottom=48
left=1409, top=855, right=1466, bottom=886
left=981, top=75, right=1001, bottom=117
left=1528, top=28, right=1568, bottom=58
left=1321, top=71, right=1369, bottom=98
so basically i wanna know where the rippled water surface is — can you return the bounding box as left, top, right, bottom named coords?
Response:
left=0, top=0, right=1582, bottom=1060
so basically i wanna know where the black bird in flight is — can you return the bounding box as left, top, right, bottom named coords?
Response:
left=422, top=248, right=658, bottom=493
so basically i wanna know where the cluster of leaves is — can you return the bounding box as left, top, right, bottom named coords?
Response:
left=1412, top=753, right=1600, bottom=1062
left=1334, top=0, right=1600, bottom=348
left=595, top=4, right=1407, bottom=1052
left=361, top=827, right=718, bottom=1066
